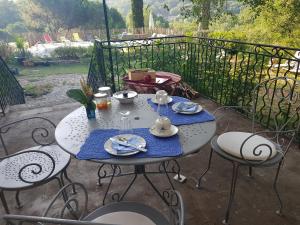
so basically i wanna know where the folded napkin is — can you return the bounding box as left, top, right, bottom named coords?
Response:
left=175, top=102, right=198, bottom=112
left=111, top=137, right=141, bottom=154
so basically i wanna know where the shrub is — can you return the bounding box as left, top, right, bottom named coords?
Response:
left=0, top=30, right=13, bottom=42
left=53, top=46, right=93, bottom=60
left=209, top=30, right=248, bottom=53
left=0, top=42, right=14, bottom=60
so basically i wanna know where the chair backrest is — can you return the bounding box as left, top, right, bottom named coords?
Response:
left=1, top=183, right=179, bottom=225
left=213, top=77, right=299, bottom=165
left=60, top=36, right=70, bottom=43
left=251, top=77, right=300, bottom=134
left=42, top=182, right=88, bottom=219
left=165, top=190, right=184, bottom=225
left=2, top=215, right=117, bottom=225
left=1, top=183, right=117, bottom=225
left=245, top=77, right=300, bottom=164
left=73, top=33, right=82, bottom=42
left=0, top=117, right=56, bottom=157
left=43, top=34, right=53, bottom=43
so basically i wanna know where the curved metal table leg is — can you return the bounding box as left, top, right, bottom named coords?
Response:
left=0, top=190, right=10, bottom=214
left=172, top=159, right=186, bottom=183
left=162, top=162, right=175, bottom=190
left=102, top=165, right=117, bottom=205
left=197, top=148, right=213, bottom=189
left=15, top=190, right=22, bottom=209
left=223, top=162, right=240, bottom=225
left=143, top=172, right=169, bottom=206
left=273, top=161, right=283, bottom=216
left=97, top=163, right=106, bottom=186
left=118, top=173, right=138, bottom=201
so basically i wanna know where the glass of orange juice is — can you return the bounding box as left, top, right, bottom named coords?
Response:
left=94, top=93, right=108, bottom=110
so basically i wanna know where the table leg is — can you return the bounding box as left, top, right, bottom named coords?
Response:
left=143, top=172, right=169, bottom=206
left=101, top=164, right=179, bottom=206
left=102, top=165, right=117, bottom=205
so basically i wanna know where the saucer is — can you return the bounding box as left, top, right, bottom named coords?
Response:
left=172, top=102, right=202, bottom=114
left=149, top=125, right=178, bottom=137
left=104, top=134, right=146, bottom=156
left=151, top=96, right=173, bottom=104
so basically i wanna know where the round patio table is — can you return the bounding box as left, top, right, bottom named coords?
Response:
left=55, top=94, right=216, bottom=204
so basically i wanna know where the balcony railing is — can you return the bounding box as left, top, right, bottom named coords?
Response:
left=88, top=36, right=300, bottom=135
left=0, top=56, right=25, bottom=115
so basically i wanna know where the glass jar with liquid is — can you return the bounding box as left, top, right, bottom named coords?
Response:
left=98, top=87, right=112, bottom=106
left=94, top=93, right=108, bottom=110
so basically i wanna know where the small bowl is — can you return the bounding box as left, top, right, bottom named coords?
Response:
left=113, top=91, right=138, bottom=104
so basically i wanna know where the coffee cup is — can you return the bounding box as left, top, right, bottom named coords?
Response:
left=154, top=117, right=171, bottom=132
left=155, top=90, right=168, bottom=104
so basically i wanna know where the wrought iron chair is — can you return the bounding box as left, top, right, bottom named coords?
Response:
left=0, top=117, right=71, bottom=213
left=2, top=182, right=185, bottom=225
left=196, top=77, right=300, bottom=224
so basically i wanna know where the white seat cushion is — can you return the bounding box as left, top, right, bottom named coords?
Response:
left=93, top=211, right=156, bottom=225
left=0, top=145, right=70, bottom=189
left=217, top=132, right=277, bottom=161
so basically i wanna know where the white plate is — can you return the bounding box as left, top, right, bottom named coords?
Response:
left=172, top=102, right=202, bottom=114
left=149, top=125, right=179, bottom=137
left=151, top=96, right=173, bottom=104
left=104, top=134, right=146, bottom=156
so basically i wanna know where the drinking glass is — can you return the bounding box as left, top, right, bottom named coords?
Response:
left=155, top=90, right=169, bottom=116
left=119, top=110, right=133, bottom=135
left=155, top=90, right=168, bottom=104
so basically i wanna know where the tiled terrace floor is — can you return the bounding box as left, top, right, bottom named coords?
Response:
left=0, top=96, right=299, bottom=225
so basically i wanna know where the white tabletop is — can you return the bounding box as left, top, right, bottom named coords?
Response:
left=55, top=94, right=216, bottom=165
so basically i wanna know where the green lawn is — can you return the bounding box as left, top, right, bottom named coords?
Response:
left=16, top=59, right=90, bottom=77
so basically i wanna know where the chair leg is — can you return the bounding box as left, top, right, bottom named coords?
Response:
left=196, top=148, right=213, bottom=189
left=223, top=162, right=240, bottom=225
left=63, top=170, right=76, bottom=194
left=0, top=190, right=10, bottom=214
left=15, top=190, right=22, bottom=209
left=248, top=166, right=253, bottom=177
left=273, top=161, right=283, bottom=216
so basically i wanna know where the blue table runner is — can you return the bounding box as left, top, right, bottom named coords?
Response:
left=77, top=128, right=183, bottom=160
left=147, top=96, right=215, bottom=126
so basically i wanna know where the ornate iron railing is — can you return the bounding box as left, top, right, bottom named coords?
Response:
left=88, top=36, right=300, bottom=134
left=0, top=56, right=25, bottom=115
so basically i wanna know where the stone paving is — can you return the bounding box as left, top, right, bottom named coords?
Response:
left=16, top=73, right=85, bottom=109
left=0, top=97, right=300, bottom=225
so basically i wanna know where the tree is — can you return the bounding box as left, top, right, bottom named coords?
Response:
left=0, top=0, right=21, bottom=29
left=17, top=0, right=126, bottom=32
left=210, top=0, right=300, bottom=47
left=109, top=8, right=126, bottom=29
left=182, top=0, right=225, bottom=31
left=237, top=0, right=265, bottom=8
left=131, top=0, right=144, bottom=28
left=18, top=0, right=61, bottom=32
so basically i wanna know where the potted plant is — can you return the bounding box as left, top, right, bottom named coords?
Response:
left=67, top=78, right=96, bottom=119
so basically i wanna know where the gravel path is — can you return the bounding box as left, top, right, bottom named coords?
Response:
left=16, top=74, right=85, bottom=109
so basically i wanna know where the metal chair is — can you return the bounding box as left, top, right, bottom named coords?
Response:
left=2, top=182, right=185, bottom=225
left=0, top=117, right=72, bottom=213
left=196, top=77, right=300, bottom=224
